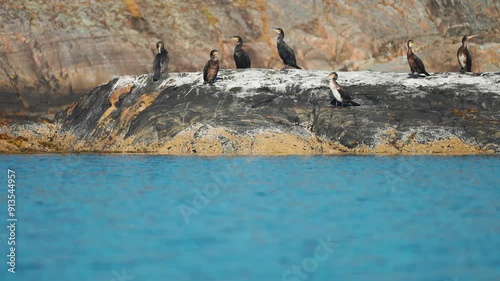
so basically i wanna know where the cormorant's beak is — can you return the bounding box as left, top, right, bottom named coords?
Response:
left=272, top=28, right=280, bottom=34
left=230, top=36, right=237, bottom=41
left=468, top=35, right=478, bottom=40
left=157, top=46, right=162, bottom=54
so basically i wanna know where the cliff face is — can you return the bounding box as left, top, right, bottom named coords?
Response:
left=1, top=0, right=499, bottom=119
left=1, top=69, right=492, bottom=154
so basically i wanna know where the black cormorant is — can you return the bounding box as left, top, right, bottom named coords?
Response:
left=203, top=50, right=220, bottom=85
left=153, top=41, right=169, bottom=81
left=406, top=40, right=430, bottom=78
left=328, top=72, right=360, bottom=107
left=230, top=36, right=251, bottom=69
left=273, top=28, right=301, bottom=70
left=457, top=35, right=477, bottom=73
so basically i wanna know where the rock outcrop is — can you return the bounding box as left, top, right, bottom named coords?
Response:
left=1, top=69, right=498, bottom=155
left=1, top=1, right=499, bottom=119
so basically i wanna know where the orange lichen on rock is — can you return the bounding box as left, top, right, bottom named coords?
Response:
left=119, top=92, right=160, bottom=126
left=123, top=0, right=141, bottom=17
left=451, top=108, right=478, bottom=119
left=65, top=102, right=77, bottom=118
left=398, top=137, right=486, bottom=154
left=157, top=124, right=344, bottom=155
left=0, top=123, right=60, bottom=153
left=98, top=85, right=132, bottom=125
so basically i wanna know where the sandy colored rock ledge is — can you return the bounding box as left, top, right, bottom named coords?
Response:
left=0, top=121, right=493, bottom=156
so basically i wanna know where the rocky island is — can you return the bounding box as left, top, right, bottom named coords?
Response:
left=1, top=69, right=498, bottom=155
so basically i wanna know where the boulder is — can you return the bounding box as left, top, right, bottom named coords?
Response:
left=23, top=69, right=495, bottom=155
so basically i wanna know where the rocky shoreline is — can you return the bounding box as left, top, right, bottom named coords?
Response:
left=2, top=1, right=499, bottom=121
left=1, top=70, right=499, bottom=155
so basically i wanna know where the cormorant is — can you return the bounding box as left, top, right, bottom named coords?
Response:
left=457, top=35, right=477, bottom=73
left=153, top=41, right=169, bottom=81
left=328, top=72, right=360, bottom=107
left=203, top=50, right=220, bottom=85
left=273, top=28, right=301, bottom=70
left=406, top=40, right=430, bottom=78
left=230, top=36, right=251, bottom=69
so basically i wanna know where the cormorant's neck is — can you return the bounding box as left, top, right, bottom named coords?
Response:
left=407, top=46, right=412, bottom=55
left=462, top=41, right=468, bottom=49
left=211, top=56, right=218, bottom=61
left=277, top=33, right=284, bottom=42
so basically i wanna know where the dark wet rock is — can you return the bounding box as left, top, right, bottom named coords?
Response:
left=45, top=69, right=499, bottom=154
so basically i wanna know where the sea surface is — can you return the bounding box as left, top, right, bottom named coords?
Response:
left=0, top=155, right=499, bottom=281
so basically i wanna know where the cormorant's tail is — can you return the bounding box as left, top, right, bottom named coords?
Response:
left=423, top=71, right=431, bottom=76
left=294, top=65, right=302, bottom=69
left=331, top=99, right=361, bottom=107
left=153, top=69, right=161, bottom=81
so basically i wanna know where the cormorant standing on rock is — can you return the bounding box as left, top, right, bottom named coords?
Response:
left=203, top=50, right=220, bottom=85
left=231, top=36, right=251, bottom=69
left=406, top=40, right=430, bottom=78
left=457, top=35, right=477, bottom=73
left=153, top=41, right=169, bottom=81
left=328, top=72, right=360, bottom=107
left=273, top=28, right=301, bottom=70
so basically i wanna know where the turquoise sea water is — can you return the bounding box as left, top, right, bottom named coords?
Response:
left=0, top=155, right=499, bottom=281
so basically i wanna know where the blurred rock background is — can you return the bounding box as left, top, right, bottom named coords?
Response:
left=1, top=0, right=499, bottom=120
